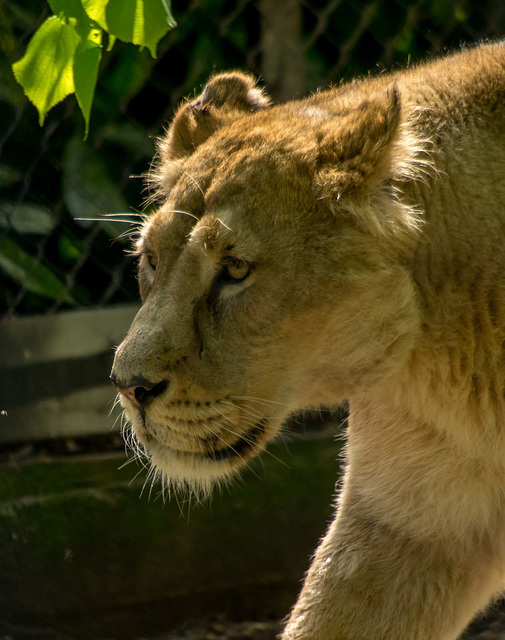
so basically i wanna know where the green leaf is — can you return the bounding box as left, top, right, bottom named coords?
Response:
left=12, top=16, right=80, bottom=125
left=81, top=0, right=175, bottom=57
left=46, top=1, right=103, bottom=137
left=0, top=203, right=57, bottom=235
left=0, top=236, right=74, bottom=303
left=74, top=28, right=103, bottom=139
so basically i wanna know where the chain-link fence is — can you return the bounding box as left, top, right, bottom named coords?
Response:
left=1, top=0, right=504, bottom=317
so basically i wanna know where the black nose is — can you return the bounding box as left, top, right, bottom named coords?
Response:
left=110, top=372, right=168, bottom=407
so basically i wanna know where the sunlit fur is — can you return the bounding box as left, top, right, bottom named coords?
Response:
left=112, top=43, right=505, bottom=639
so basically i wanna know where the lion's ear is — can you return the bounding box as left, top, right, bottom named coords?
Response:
left=315, top=87, right=403, bottom=200
left=161, top=71, right=270, bottom=161
left=153, top=72, right=270, bottom=195
left=192, top=71, right=270, bottom=112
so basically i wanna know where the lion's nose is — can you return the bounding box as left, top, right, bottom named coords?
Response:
left=110, top=372, right=168, bottom=407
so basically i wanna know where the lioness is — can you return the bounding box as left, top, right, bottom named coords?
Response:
left=111, top=43, right=505, bottom=639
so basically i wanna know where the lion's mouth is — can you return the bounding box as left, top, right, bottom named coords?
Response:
left=135, top=414, right=269, bottom=464
left=121, top=401, right=283, bottom=485
left=201, top=418, right=267, bottom=461
left=153, top=418, right=268, bottom=462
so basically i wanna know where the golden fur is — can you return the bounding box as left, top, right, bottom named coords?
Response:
left=112, top=43, right=505, bottom=639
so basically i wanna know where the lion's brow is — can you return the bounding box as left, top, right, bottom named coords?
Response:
left=188, top=215, right=234, bottom=249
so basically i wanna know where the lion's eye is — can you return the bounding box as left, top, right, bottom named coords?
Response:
left=146, top=254, right=157, bottom=271
left=221, top=259, right=250, bottom=284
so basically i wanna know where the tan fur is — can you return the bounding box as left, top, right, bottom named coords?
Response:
left=112, top=43, right=505, bottom=638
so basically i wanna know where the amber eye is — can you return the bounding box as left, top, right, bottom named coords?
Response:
left=221, top=259, right=250, bottom=284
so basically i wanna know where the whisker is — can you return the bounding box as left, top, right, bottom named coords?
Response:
left=208, top=419, right=263, bottom=483
left=110, top=411, right=123, bottom=433
left=161, top=471, right=169, bottom=504
left=139, top=466, right=153, bottom=500
left=118, top=455, right=142, bottom=470
left=128, top=464, right=147, bottom=486
left=216, top=218, right=231, bottom=231
left=204, top=418, right=250, bottom=466
left=75, top=217, right=140, bottom=224
left=141, top=464, right=158, bottom=500
left=101, top=212, right=146, bottom=219
left=115, top=228, right=142, bottom=241
left=173, top=209, right=199, bottom=221
left=183, top=171, right=205, bottom=196
left=209, top=406, right=290, bottom=470
left=121, top=420, right=150, bottom=470
left=108, top=395, right=122, bottom=421
left=150, top=468, right=162, bottom=504
left=208, top=417, right=256, bottom=446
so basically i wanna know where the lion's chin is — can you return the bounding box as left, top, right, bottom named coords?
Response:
left=148, top=445, right=242, bottom=494
left=134, top=418, right=270, bottom=495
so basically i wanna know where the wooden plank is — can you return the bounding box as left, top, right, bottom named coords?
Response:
left=0, top=385, right=122, bottom=443
left=0, top=305, right=139, bottom=443
left=0, top=304, right=138, bottom=369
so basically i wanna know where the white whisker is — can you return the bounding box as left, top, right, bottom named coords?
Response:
left=210, top=405, right=291, bottom=471
left=75, top=217, right=140, bottom=224
left=102, top=212, right=146, bottom=219
left=173, top=209, right=199, bottom=221
left=118, top=455, right=142, bottom=470
left=183, top=171, right=205, bottom=197
left=216, top=218, right=231, bottom=231
left=128, top=464, right=147, bottom=486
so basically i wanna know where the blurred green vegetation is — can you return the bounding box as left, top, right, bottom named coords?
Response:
left=0, top=0, right=503, bottom=315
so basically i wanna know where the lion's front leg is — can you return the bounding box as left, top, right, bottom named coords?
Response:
left=282, top=504, right=495, bottom=640
left=282, top=406, right=504, bottom=640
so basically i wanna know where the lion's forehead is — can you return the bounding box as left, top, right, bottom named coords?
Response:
left=143, top=204, right=266, bottom=261
left=143, top=116, right=325, bottom=258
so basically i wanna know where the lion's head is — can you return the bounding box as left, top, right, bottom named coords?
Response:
left=111, top=71, right=423, bottom=493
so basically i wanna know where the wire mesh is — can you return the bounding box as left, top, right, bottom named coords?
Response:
left=1, top=0, right=504, bottom=317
